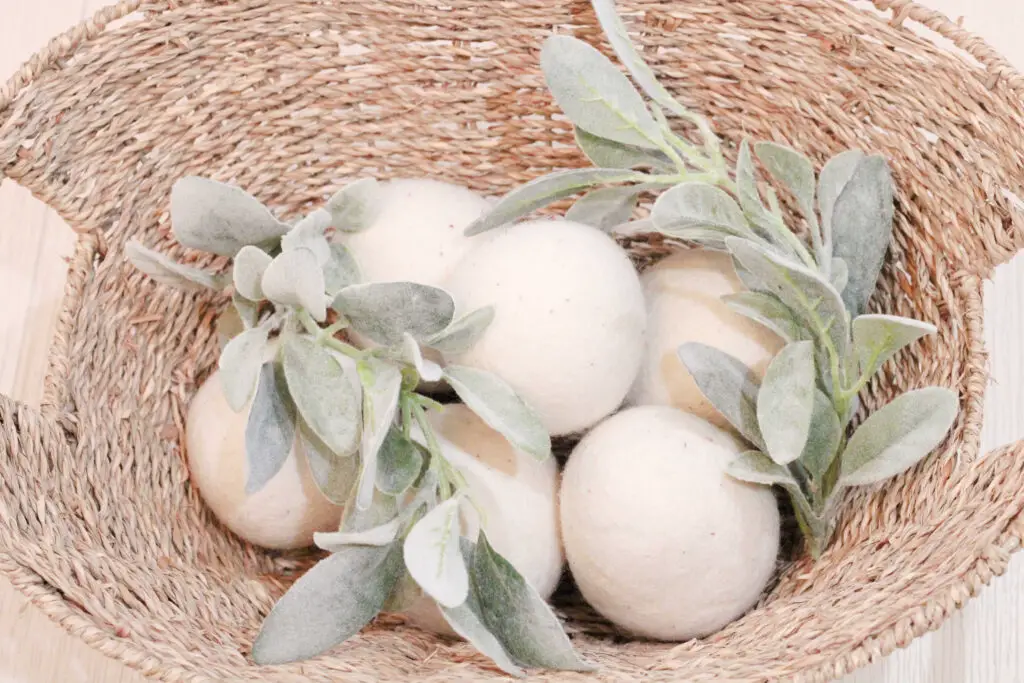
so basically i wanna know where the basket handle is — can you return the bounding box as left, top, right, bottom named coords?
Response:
left=873, top=0, right=1024, bottom=94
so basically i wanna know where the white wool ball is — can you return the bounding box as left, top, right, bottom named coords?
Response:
left=442, top=219, right=646, bottom=435
left=185, top=370, right=344, bottom=550
left=560, top=405, right=779, bottom=641
left=628, top=249, right=783, bottom=430
left=404, top=405, right=563, bottom=635
left=341, top=178, right=493, bottom=287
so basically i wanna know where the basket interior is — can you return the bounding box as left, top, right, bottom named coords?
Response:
left=3, top=1, right=1024, bottom=681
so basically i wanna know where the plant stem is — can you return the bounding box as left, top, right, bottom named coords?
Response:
left=322, top=336, right=362, bottom=359
left=296, top=308, right=319, bottom=335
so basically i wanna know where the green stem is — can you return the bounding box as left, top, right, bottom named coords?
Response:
left=318, top=318, right=348, bottom=341
left=322, top=336, right=362, bottom=359
left=296, top=308, right=319, bottom=336
left=412, top=403, right=454, bottom=501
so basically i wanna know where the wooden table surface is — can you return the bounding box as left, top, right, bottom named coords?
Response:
left=1, top=1, right=1023, bottom=681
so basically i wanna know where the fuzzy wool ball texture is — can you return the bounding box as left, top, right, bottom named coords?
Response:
left=560, top=405, right=780, bottom=641
left=627, top=249, right=783, bottom=429
left=442, top=219, right=647, bottom=435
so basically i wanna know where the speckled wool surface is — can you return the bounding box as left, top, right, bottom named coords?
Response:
left=560, top=406, right=780, bottom=640
left=627, top=249, right=783, bottom=426
left=443, top=219, right=646, bottom=435
left=1, top=0, right=1023, bottom=680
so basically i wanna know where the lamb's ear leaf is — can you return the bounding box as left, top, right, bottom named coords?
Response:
left=573, top=127, right=673, bottom=172
left=282, top=333, right=361, bottom=458
left=326, top=178, right=382, bottom=233
left=443, top=365, right=551, bottom=461
left=470, top=532, right=595, bottom=672
left=818, top=149, right=865, bottom=240
left=565, top=185, right=643, bottom=232
left=757, top=341, right=816, bottom=465
left=233, top=292, right=260, bottom=328
left=323, top=242, right=361, bottom=295
left=540, top=34, right=662, bottom=148
left=798, top=389, right=842, bottom=482
left=403, top=498, right=469, bottom=608
left=376, top=428, right=424, bottom=496
left=354, top=360, right=403, bottom=510
left=170, top=176, right=290, bottom=256
left=219, top=324, right=271, bottom=412
left=734, top=139, right=778, bottom=243
left=281, top=210, right=332, bottom=265
left=426, top=306, right=495, bottom=357
left=251, top=542, right=403, bottom=665
left=839, top=387, right=958, bottom=486
left=125, top=240, right=223, bottom=291
left=244, top=362, right=297, bottom=494
left=400, top=334, right=443, bottom=383
left=314, top=517, right=402, bottom=550
left=233, top=245, right=272, bottom=301
left=676, top=343, right=764, bottom=448
left=722, top=292, right=807, bottom=342
left=297, top=420, right=358, bottom=505
left=262, top=248, right=328, bottom=321
left=333, top=282, right=455, bottom=347
left=829, top=155, right=895, bottom=316
left=652, top=182, right=751, bottom=237
left=465, top=168, right=645, bottom=235
left=852, top=314, right=936, bottom=378
left=727, top=450, right=797, bottom=487
left=830, top=257, right=849, bottom=293
left=753, top=142, right=819, bottom=234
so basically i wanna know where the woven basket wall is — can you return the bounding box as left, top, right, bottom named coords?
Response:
left=2, top=0, right=1024, bottom=681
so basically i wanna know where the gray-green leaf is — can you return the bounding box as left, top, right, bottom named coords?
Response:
left=403, top=498, right=468, bottom=608
left=465, top=168, right=646, bottom=235
left=334, top=282, right=455, bottom=346
left=281, top=211, right=331, bottom=265
left=574, top=127, right=673, bottom=172
left=443, top=365, right=552, bottom=461
left=323, top=242, right=361, bottom=295
left=298, top=421, right=358, bottom=505
left=830, top=257, right=849, bottom=293
left=734, top=139, right=777, bottom=243
left=251, top=542, right=402, bottom=665
left=233, top=245, right=272, bottom=301
left=852, top=314, right=936, bottom=378
left=727, top=450, right=798, bottom=488
left=757, top=341, right=815, bottom=465
left=401, top=333, right=443, bottom=383
left=356, top=360, right=403, bottom=509
left=219, top=324, right=271, bottom=412
left=245, top=362, right=297, bottom=494
left=262, top=248, right=327, bottom=321
left=829, top=155, right=894, bottom=316
left=170, top=176, right=289, bottom=257
left=426, top=306, right=495, bottom=357
left=722, top=291, right=807, bottom=342
left=565, top=185, right=642, bottom=232
left=326, top=178, right=382, bottom=233
left=470, top=531, right=594, bottom=672
left=376, top=428, right=424, bottom=496
left=799, top=389, right=842, bottom=481
left=839, top=387, right=958, bottom=486
left=818, top=149, right=865, bottom=245
left=233, top=291, right=260, bottom=329
left=315, top=518, right=402, bottom=550
left=540, top=34, right=662, bottom=148
left=652, top=182, right=750, bottom=236
left=754, top=142, right=818, bottom=234
left=282, top=333, right=361, bottom=457
left=676, top=343, right=764, bottom=448
left=125, top=240, right=222, bottom=292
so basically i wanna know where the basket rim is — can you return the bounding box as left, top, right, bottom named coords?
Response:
left=1, top=1, right=1024, bottom=682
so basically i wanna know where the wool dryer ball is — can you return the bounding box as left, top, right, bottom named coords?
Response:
left=341, top=178, right=493, bottom=287
left=442, top=219, right=647, bottom=435
left=628, top=249, right=783, bottom=429
left=404, top=405, right=563, bottom=635
left=185, top=370, right=345, bottom=550
left=560, top=405, right=780, bottom=641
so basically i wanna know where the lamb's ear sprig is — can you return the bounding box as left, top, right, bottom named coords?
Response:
left=128, top=176, right=590, bottom=675
left=468, top=0, right=959, bottom=558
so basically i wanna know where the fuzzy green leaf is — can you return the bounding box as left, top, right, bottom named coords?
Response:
left=403, top=498, right=468, bottom=608
left=233, top=245, right=272, bottom=301
left=727, top=450, right=798, bottom=488
left=443, top=365, right=552, bottom=461
left=251, top=543, right=402, bottom=665
left=334, top=282, right=455, bottom=346
left=244, top=362, right=297, bottom=494
left=754, top=142, right=819, bottom=234
left=839, top=387, right=958, bottom=486
left=830, top=257, right=849, bottom=293
left=326, top=178, right=382, bottom=233
left=376, top=428, right=424, bottom=496
left=573, top=127, right=673, bottom=172
left=342, top=487, right=400, bottom=534
left=125, top=240, right=223, bottom=292
left=281, top=211, right=331, bottom=265
left=677, top=343, right=764, bottom=448
left=799, top=389, right=842, bottom=482
left=315, top=518, right=402, bottom=550
left=465, top=168, right=646, bottom=235
left=566, top=185, right=643, bottom=231
left=541, top=35, right=662, bottom=148
left=722, top=291, right=807, bottom=342
left=829, top=155, right=894, bottom=316
left=382, top=570, right=424, bottom=613
left=471, top=532, right=594, bottom=672
left=298, top=420, right=358, bottom=505
left=652, top=182, right=750, bottom=236
left=734, top=139, right=779, bottom=242
left=282, top=333, right=361, bottom=457
left=219, top=324, right=271, bottom=412
left=852, top=314, right=935, bottom=378
left=401, top=334, right=443, bottom=383
left=355, top=360, right=403, bottom=509
left=323, top=242, right=361, bottom=295
left=233, top=292, right=260, bottom=328
left=757, top=341, right=816, bottom=465
left=170, top=176, right=289, bottom=257
left=262, top=248, right=327, bottom=321
left=426, top=306, right=495, bottom=357
left=818, top=149, right=865, bottom=244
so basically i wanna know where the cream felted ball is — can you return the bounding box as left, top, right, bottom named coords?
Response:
left=560, top=405, right=780, bottom=641
left=340, top=178, right=492, bottom=287
left=627, top=249, right=783, bottom=429
left=442, top=219, right=646, bottom=435
left=185, top=370, right=345, bottom=550
left=404, top=404, right=563, bottom=635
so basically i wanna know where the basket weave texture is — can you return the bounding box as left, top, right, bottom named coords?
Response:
left=2, top=0, right=1024, bottom=681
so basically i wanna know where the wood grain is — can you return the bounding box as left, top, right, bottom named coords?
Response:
left=0, top=1, right=1021, bottom=681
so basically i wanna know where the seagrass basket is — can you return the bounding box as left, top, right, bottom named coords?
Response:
left=2, top=0, right=1024, bottom=680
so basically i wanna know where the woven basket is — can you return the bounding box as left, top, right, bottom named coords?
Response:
left=2, top=0, right=1024, bottom=681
